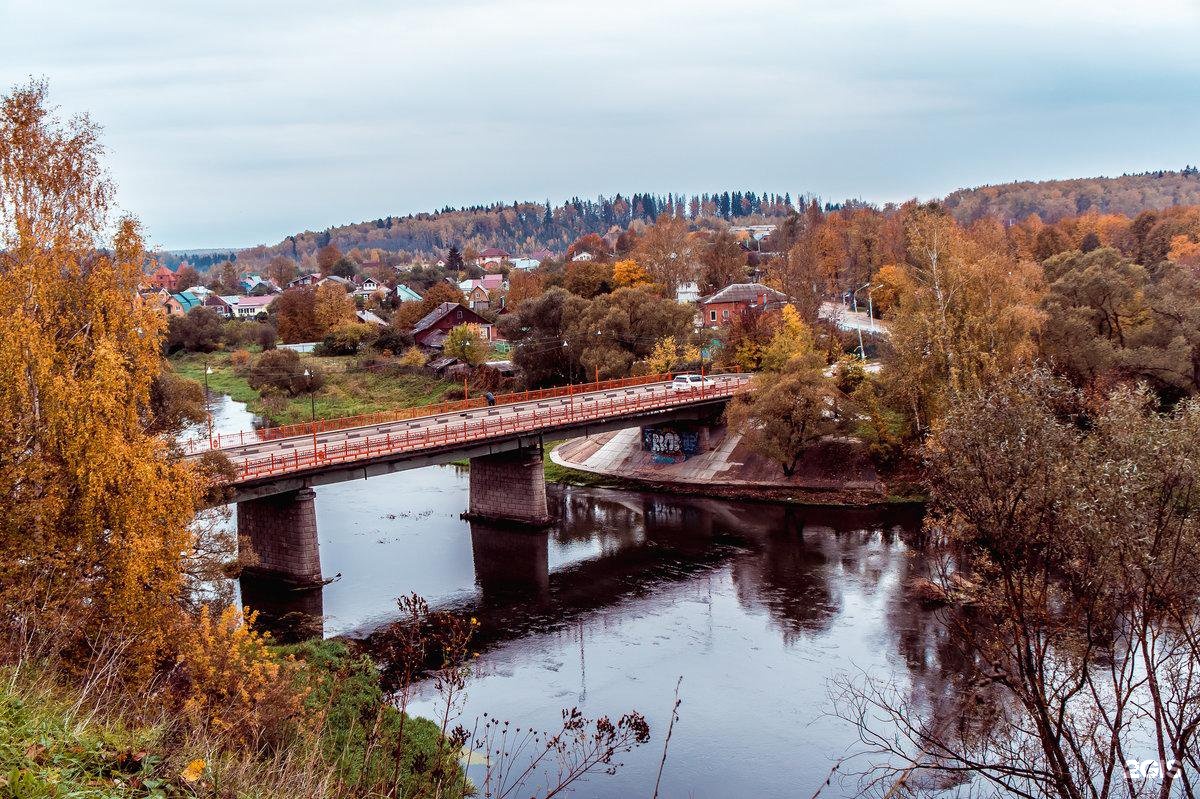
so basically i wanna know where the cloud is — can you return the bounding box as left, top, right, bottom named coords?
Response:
left=2, top=0, right=1196, bottom=248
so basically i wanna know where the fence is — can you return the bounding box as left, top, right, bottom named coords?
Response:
left=229, top=374, right=748, bottom=482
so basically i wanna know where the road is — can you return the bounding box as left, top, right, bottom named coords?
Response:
left=818, top=302, right=888, bottom=334
left=193, top=374, right=751, bottom=475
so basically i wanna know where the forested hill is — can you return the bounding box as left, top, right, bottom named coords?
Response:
left=943, top=168, right=1200, bottom=224
left=262, top=191, right=799, bottom=261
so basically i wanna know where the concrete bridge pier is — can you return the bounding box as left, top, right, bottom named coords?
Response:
left=466, top=446, right=551, bottom=526
left=237, top=487, right=323, bottom=587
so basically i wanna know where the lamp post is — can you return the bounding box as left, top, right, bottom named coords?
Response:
left=203, top=364, right=214, bottom=442
left=303, top=368, right=318, bottom=456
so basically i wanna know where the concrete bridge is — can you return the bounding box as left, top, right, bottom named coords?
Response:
left=195, top=374, right=750, bottom=588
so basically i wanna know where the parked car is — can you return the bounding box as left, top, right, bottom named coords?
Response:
left=671, top=373, right=716, bottom=391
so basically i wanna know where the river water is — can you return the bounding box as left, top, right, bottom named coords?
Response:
left=206, top=396, right=945, bottom=798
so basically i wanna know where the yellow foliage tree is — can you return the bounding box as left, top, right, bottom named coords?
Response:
left=313, top=280, right=356, bottom=335
left=443, top=323, right=489, bottom=365
left=613, top=259, right=652, bottom=288
left=0, top=80, right=200, bottom=674
left=759, top=304, right=818, bottom=372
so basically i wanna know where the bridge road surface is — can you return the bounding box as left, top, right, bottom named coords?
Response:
left=204, top=374, right=751, bottom=472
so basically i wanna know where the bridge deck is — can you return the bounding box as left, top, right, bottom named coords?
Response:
left=196, top=375, right=750, bottom=487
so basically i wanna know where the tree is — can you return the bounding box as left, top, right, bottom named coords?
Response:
left=646, top=336, right=699, bottom=373
left=759, top=304, right=818, bottom=372
left=446, top=245, right=464, bottom=272
left=313, top=280, right=356, bottom=334
left=174, top=264, right=202, bottom=290
left=272, top=287, right=320, bottom=343
left=840, top=368, right=1200, bottom=799
left=443, top=324, right=489, bottom=365
left=725, top=362, right=843, bottom=476
left=0, top=80, right=200, bottom=675
left=166, top=306, right=224, bottom=353
left=633, top=214, right=695, bottom=291
left=612, top=259, right=651, bottom=288
left=316, top=243, right=341, bottom=273
left=246, top=349, right=323, bottom=396
left=563, top=260, right=614, bottom=298
left=330, top=256, right=357, bottom=279
left=321, top=322, right=378, bottom=355
left=266, top=254, right=298, bottom=286
left=498, top=287, right=588, bottom=386
left=506, top=270, right=544, bottom=305
left=699, top=229, right=747, bottom=292
left=210, top=259, right=240, bottom=294
left=565, top=286, right=695, bottom=379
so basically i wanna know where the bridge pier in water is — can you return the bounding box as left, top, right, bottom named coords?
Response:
left=466, top=446, right=551, bottom=525
left=470, top=521, right=550, bottom=599
left=237, top=487, right=323, bottom=587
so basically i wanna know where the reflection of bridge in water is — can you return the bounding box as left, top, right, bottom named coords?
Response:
left=242, top=485, right=924, bottom=650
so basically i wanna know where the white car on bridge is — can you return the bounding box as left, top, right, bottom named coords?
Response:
left=671, top=374, right=717, bottom=392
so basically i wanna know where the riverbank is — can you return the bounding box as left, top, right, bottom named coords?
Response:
left=171, top=350, right=456, bottom=427
left=0, top=640, right=460, bottom=797
left=547, top=426, right=918, bottom=506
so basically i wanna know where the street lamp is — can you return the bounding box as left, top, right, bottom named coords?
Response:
left=203, top=364, right=214, bottom=442
left=303, top=368, right=318, bottom=456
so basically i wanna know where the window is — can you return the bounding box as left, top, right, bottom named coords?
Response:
left=722, top=309, right=729, bottom=319
left=709, top=310, right=717, bottom=322
left=456, top=309, right=463, bottom=320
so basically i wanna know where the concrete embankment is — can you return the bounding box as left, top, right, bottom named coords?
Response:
left=550, top=425, right=891, bottom=505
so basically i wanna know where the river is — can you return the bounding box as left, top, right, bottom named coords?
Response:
left=204, top=395, right=945, bottom=798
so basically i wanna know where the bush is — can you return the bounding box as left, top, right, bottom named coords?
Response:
left=230, top=348, right=252, bottom=373
left=167, top=307, right=224, bottom=353
left=374, top=325, right=414, bottom=356
left=247, top=349, right=323, bottom=397
left=399, top=346, right=427, bottom=368
left=176, top=605, right=307, bottom=750
left=320, top=322, right=378, bottom=356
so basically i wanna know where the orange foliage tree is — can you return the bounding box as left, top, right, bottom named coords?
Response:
left=0, top=80, right=200, bottom=673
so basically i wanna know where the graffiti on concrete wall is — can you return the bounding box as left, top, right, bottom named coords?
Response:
left=642, top=425, right=700, bottom=464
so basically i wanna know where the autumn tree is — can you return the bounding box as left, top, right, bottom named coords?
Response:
left=174, top=263, right=202, bottom=290
left=633, top=213, right=695, bottom=292
left=882, top=206, right=1044, bottom=432
left=316, top=243, right=341, bottom=273
left=612, top=258, right=652, bottom=288
left=272, top=287, right=320, bottom=343
left=505, top=270, right=543, bottom=305
left=443, top=323, right=489, bottom=365
left=0, top=80, right=200, bottom=673
left=698, top=229, right=747, bottom=293
left=498, top=287, right=587, bottom=385
left=265, top=254, right=298, bottom=286
left=565, top=286, right=694, bottom=379
left=313, top=280, right=356, bottom=334
left=563, top=260, right=615, bottom=298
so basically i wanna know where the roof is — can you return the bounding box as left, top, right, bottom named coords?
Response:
left=459, top=274, right=506, bottom=292
left=412, top=301, right=466, bottom=335
left=395, top=283, right=423, bottom=301
left=701, top=282, right=787, bottom=305
left=170, top=291, right=202, bottom=312
left=527, top=248, right=554, bottom=261
left=356, top=309, right=387, bottom=326
left=228, top=294, right=276, bottom=309
left=478, top=247, right=510, bottom=258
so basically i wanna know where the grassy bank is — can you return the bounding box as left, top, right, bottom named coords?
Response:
left=0, top=640, right=462, bottom=798
left=170, top=351, right=456, bottom=427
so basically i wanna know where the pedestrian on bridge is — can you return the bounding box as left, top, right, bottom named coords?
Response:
left=485, top=391, right=496, bottom=407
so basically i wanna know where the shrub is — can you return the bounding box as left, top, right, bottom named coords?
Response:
left=398, top=346, right=427, bottom=368
left=247, top=349, right=323, bottom=397
left=230, top=348, right=251, bottom=373
left=175, top=605, right=307, bottom=750
left=167, top=307, right=224, bottom=353
left=320, top=322, right=377, bottom=356
left=374, top=325, right=414, bottom=356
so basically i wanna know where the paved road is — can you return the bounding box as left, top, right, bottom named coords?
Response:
left=201, top=374, right=751, bottom=472
left=819, top=302, right=888, bottom=334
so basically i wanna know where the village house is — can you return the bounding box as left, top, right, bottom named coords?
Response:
left=164, top=291, right=202, bottom=316
left=147, top=264, right=178, bottom=291
left=458, top=274, right=505, bottom=311
left=411, top=302, right=498, bottom=349
left=475, top=247, right=510, bottom=268
left=699, top=282, right=788, bottom=328
left=287, top=273, right=321, bottom=288
left=352, top=276, right=385, bottom=299
left=394, top=283, right=423, bottom=303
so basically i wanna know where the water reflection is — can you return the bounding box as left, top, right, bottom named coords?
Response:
left=225, top=426, right=935, bottom=798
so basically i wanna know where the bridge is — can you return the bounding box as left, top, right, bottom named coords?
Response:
left=190, top=373, right=750, bottom=588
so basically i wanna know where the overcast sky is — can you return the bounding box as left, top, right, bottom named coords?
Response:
left=2, top=0, right=1198, bottom=250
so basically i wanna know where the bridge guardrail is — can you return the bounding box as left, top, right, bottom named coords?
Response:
left=184, top=368, right=744, bottom=454
left=229, top=374, right=749, bottom=483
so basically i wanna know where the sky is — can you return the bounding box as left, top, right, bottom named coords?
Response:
left=2, top=0, right=1198, bottom=250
